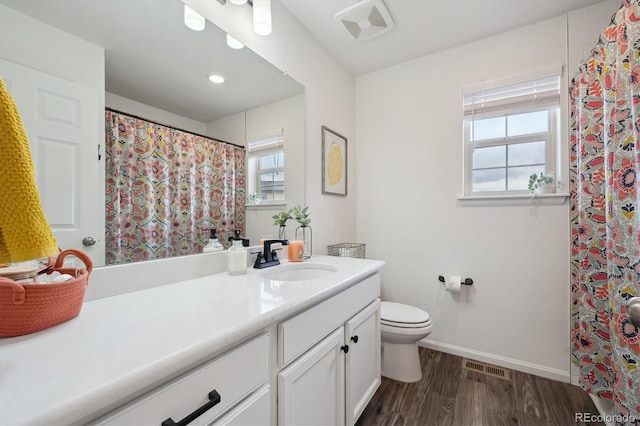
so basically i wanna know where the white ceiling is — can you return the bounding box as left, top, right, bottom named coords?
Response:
left=280, top=0, right=610, bottom=76
left=0, top=0, right=610, bottom=123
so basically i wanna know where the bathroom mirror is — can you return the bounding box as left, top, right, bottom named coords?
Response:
left=0, top=0, right=305, bottom=267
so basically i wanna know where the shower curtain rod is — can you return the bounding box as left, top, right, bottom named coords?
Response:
left=105, top=107, right=245, bottom=149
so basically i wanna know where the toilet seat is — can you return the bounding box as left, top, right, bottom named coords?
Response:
left=381, top=301, right=431, bottom=328
left=381, top=318, right=432, bottom=328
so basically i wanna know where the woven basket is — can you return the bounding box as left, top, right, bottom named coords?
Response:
left=0, top=249, right=93, bottom=337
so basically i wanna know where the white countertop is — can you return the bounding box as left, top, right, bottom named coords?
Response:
left=0, top=255, right=384, bottom=425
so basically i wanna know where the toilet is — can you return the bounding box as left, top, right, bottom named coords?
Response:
left=380, top=301, right=433, bottom=383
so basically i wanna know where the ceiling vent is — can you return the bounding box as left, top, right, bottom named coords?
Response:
left=334, top=0, right=394, bottom=42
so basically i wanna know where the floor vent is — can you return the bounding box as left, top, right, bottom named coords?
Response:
left=462, top=358, right=511, bottom=381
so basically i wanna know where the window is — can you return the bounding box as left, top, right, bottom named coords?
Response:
left=463, top=73, right=560, bottom=196
left=247, top=133, right=285, bottom=205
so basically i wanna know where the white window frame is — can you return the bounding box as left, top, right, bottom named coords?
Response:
left=246, top=132, right=285, bottom=206
left=463, top=107, right=559, bottom=195
left=462, top=70, right=561, bottom=198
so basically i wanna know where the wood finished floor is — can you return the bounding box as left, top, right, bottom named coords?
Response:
left=356, top=348, right=603, bottom=426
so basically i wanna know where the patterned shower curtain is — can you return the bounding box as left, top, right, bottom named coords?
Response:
left=570, top=0, right=640, bottom=420
left=105, top=110, right=246, bottom=265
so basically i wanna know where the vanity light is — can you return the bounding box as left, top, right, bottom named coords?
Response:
left=208, top=74, right=225, bottom=84
left=229, top=0, right=248, bottom=4
left=253, top=0, right=272, bottom=36
left=184, top=5, right=205, bottom=31
left=226, top=34, right=244, bottom=49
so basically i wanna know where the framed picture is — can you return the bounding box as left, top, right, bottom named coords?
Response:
left=322, top=126, right=347, bottom=196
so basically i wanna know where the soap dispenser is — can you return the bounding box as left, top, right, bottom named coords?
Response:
left=227, top=236, right=247, bottom=275
left=203, top=229, right=224, bottom=253
left=228, top=229, right=250, bottom=247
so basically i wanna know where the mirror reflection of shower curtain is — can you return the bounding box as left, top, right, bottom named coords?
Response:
left=104, top=110, right=246, bottom=265
left=570, top=0, right=639, bottom=419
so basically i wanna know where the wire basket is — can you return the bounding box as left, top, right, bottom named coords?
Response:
left=327, top=243, right=365, bottom=259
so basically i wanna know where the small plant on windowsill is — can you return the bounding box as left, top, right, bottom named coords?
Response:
left=528, top=172, right=556, bottom=195
left=249, top=192, right=262, bottom=205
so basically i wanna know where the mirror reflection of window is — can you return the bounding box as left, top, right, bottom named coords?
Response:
left=247, top=133, right=285, bottom=204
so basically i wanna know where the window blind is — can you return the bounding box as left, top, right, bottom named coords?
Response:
left=463, top=75, right=560, bottom=117
left=247, top=133, right=283, bottom=151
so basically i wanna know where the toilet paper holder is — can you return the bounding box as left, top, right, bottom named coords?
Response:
left=438, top=275, right=473, bottom=286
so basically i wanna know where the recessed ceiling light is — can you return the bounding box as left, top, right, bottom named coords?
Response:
left=229, top=0, right=248, bottom=5
left=208, top=74, right=225, bottom=84
left=226, top=34, right=244, bottom=49
left=184, top=5, right=205, bottom=31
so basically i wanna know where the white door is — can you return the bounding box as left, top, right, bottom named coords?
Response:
left=0, top=59, right=104, bottom=266
left=345, top=299, right=381, bottom=426
left=278, top=328, right=346, bottom=426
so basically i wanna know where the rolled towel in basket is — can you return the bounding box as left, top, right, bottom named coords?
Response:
left=0, top=77, right=58, bottom=263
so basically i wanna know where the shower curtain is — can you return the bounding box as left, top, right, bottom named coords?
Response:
left=570, top=0, right=640, bottom=420
left=105, top=110, right=246, bottom=265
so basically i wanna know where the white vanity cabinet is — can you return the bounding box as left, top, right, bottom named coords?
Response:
left=277, top=273, right=381, bottom=426
left=0, top=256, right=386, bottom=426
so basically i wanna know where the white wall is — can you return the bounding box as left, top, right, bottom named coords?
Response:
left=206, top=112, right=246, bottom=146
left=0, top=5, right=104, bottom=92
left=186, top=0, right=357, bottom=255
left=355, top=1, right=620, bottom=381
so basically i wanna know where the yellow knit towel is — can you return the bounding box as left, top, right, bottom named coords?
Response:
left=0, top=77, right=58, bottom=263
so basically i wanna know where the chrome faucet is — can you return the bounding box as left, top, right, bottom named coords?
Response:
left=253, top=239, right=289, bottom=269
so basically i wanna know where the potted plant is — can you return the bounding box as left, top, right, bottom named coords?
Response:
left=272, top=210, right=291, bottom=239
left=290, top=205, right=312, bottom=259
left=290, top=205, right=311, bottom=227
left=528, top=172, right=556, bottom=195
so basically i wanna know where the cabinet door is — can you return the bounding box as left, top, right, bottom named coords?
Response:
left=278, top=328, right=345, bottom=426
left=345, top=299, right=381, bottom=426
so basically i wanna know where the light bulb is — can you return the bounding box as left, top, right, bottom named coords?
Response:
left=184, top=5, right=205, bottom=31
left=226, top=34, right=244, bottom=49
left=208, top=74, right=225, bottom=84
left=253, top=0, right=272, bottom=36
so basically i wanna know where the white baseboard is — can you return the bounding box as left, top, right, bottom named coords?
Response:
left=418, top=339, right=570, bottom=383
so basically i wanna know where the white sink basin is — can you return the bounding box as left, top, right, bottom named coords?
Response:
left=261, top=263, right=338, bottom=281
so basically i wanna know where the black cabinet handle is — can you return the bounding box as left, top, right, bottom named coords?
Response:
left=350, top=335, right=359, bottom=344
left=161, top=389, right=221, bottom=426
left=341, top=345, right=349, bottom=353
